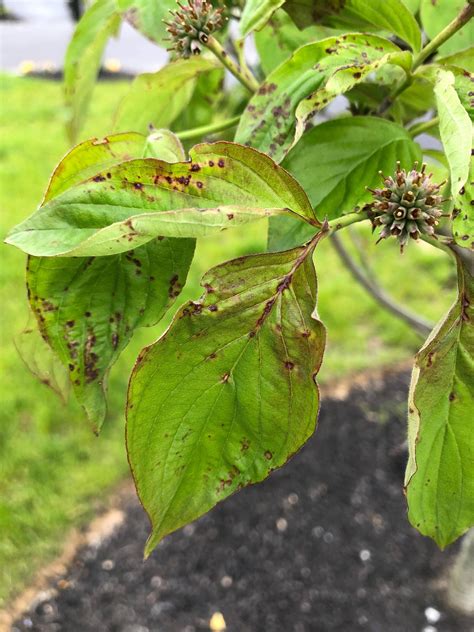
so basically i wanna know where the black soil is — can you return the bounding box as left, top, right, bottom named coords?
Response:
left=13, top=371, right=473, bottom=632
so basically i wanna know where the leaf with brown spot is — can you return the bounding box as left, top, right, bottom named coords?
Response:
left=44, top=131, right=183, bottom=202
left=14, top=316, right=70, bottom=403
left=27, top=240, right=194, bottom=430
left=21, top=130, right=195, bottom=430
left=7, top=142, right=317, bottom=257
left=405, top=256, right=474, bottom=548
left=127, top=241, right=326, bottom=554
left=235, top=34, right=409, bottom=162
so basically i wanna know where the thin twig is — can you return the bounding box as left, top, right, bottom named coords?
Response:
left=330, top=233, right=434, bottom=337
left=409, top=117, right=439, bottom=138
left=379, top=3, right=473, bottom=114
left=177, top=115, right=241, bottom=141
left=412, top=3, right=474, bottom=71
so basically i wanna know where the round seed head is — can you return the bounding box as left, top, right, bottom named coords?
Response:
left=165, top=0, right=226, bottom=58
left=369, top=162, right=444, bottom=252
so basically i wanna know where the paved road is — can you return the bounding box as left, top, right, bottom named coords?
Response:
left=0, top=1, right=167, bottom=74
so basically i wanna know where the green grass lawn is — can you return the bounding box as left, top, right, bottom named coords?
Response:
left=0, top=73, right=456, bottom=606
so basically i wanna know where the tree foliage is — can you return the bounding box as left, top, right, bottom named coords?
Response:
left=6, top=0, right=473, bottom=552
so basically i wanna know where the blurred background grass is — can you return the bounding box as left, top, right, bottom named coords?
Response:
left=0, top=72, right=456, bottom=605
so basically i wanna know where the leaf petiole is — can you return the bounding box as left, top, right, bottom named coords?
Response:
left=176, top=115, right=242, bottom=141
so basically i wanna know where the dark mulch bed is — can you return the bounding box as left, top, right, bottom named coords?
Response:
left=13, top=371, right=473, bottom=632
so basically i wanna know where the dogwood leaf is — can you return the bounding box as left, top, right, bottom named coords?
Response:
left=127, top=241, right=326, bottom=554
left=283, top=0, right=421, bottom=52
left=255, top=10, right=341, bottom=75
left=452, top=160, right=474, bottom=251
left=7, top=142, right=316, bottom=258
left=405, top=256, right=474, bottom=548
left=269, top=117, right=421, bottom=250
left=117, top=0, right=176, bottom=44
left=64, top=0, right=121, bottom=142
left=235, top=34, right=406, bottom=162
left=240, top=0, right=286, bottom=36
left=24, top=130, right=194, bottom=430
left=295, top=50, right=411, bottom=143
left=114, top=58, right=220, bottom=135
left=44, top=131, right=185, bottom=202
left=433, top=69, right=472, bottom=197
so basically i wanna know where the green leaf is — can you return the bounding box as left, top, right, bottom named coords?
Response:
left=117, top=0, right=176, bottom=44
left=283, top=117, right=421, bottom=219
left=7, top=142, right=316, bottom=258
left=44, top=131, right=179, bottom=202
left=14, top=319, right=70, bottom=403
left=25, top=130, right=195, bottom=429
left=240, top=0, right=286, bottom=36
left=405, top=256, right=474, bottom=548
left=295, top=50, right=411, bottom=143
left=283, top=0, right=421, bottom=52
left=453, top=160, right=474, bottom=251
left=433, top=69, right=472, bottom=197
left=144, top=129, right=186, bottom=162
left=127, top=242, right=326, bottom=554
left=172, top=68, right=225, bottom=132
left=235, top=34, right=406, bottom=162
left=114, top=58, right=220, bottom=135
left=64, top=0, right=121, bottom=143
left=436, top=46, right=474, bottom=73
left=419, top=64, right=474, bottom=121
left=402, top=0, right=420, bottom=14
left=255, top=10, right=341, bottom=75
left=269, top=117, right=421, bottom=250
left=27, top=240, right=194, bottom=431
left=420, top=0, right=473, bottom=56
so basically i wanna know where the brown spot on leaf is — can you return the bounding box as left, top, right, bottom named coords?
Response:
left=84, top=330, right=99, bottom=383
left=241, top=438, right=250, bottom=452
left=41, top=300, right=56, bottom=312
left=168, top=274, right=182, bottom=299
left=258, top=82, right=277, bottom=95
left=221, top=372, right=230, bottom=383
left=264, top=451, right=272, bottom=460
